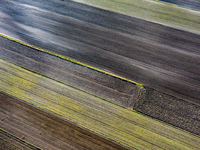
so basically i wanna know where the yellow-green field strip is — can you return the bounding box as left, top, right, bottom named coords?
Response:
left=0, top=34, right=143, bottom=87
left=72, top=0, right=200, bottom=34
left=0, top=58, right=200, bottom=150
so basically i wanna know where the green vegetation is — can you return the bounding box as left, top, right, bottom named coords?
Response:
left=1, top=58, right=200, bottom=150
left=72, top=0, right=200, bottom=34
left=0, top=34, right=143, bottom=87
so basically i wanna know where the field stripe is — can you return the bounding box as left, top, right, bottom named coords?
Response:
left=0, top=58, right=200, bottom=150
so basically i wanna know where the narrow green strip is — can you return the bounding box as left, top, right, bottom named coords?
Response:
left=0, top=34, right=143, bottom=87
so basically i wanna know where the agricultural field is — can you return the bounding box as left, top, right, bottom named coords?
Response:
left=1, top=0, right=200, bottom=149
left=1, top=58, right=200, bottom=150
left=1, top=0, right=200, bottom=105
left=1, top=34, right=200, bottom=138
left=0, top=35, right=141, bottom=108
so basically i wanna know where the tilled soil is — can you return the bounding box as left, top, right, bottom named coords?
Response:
left=134, top=87, right=200, bottom=136
left=0, top=92, right=129, bottom=150
left=0, top=128, right=40, bottom=150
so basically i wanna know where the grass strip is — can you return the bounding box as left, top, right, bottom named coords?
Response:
left=0, top=33, right=143, bottom=87
left=0, top=58, right=200, bottom=150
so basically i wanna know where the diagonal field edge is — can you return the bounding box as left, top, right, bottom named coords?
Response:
left=0, top=34, right=143, bottom=87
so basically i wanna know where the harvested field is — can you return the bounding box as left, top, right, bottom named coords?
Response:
left=1, top=58, right=200, bottom=150
left=0, top=36, right=140, bottom=108
left=0, top=128, right=40, bottom=150
left=0, top=0, right=200, bottom=105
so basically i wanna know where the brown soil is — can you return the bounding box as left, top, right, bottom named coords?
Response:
left=0, top=92, right=129, bottom=150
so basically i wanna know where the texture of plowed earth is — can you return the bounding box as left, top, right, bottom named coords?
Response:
left=134, top=87, right=200, bottom=136
left=0, top=36, right=140, bottom=108
left=0, top=92, right=128, bottom=150
left=0, top=0, right=200, bottom=105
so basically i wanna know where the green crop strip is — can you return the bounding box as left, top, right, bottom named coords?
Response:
left=0, top=34, right=143, bottom=88
left=1, top=58, right=200, bottom=150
